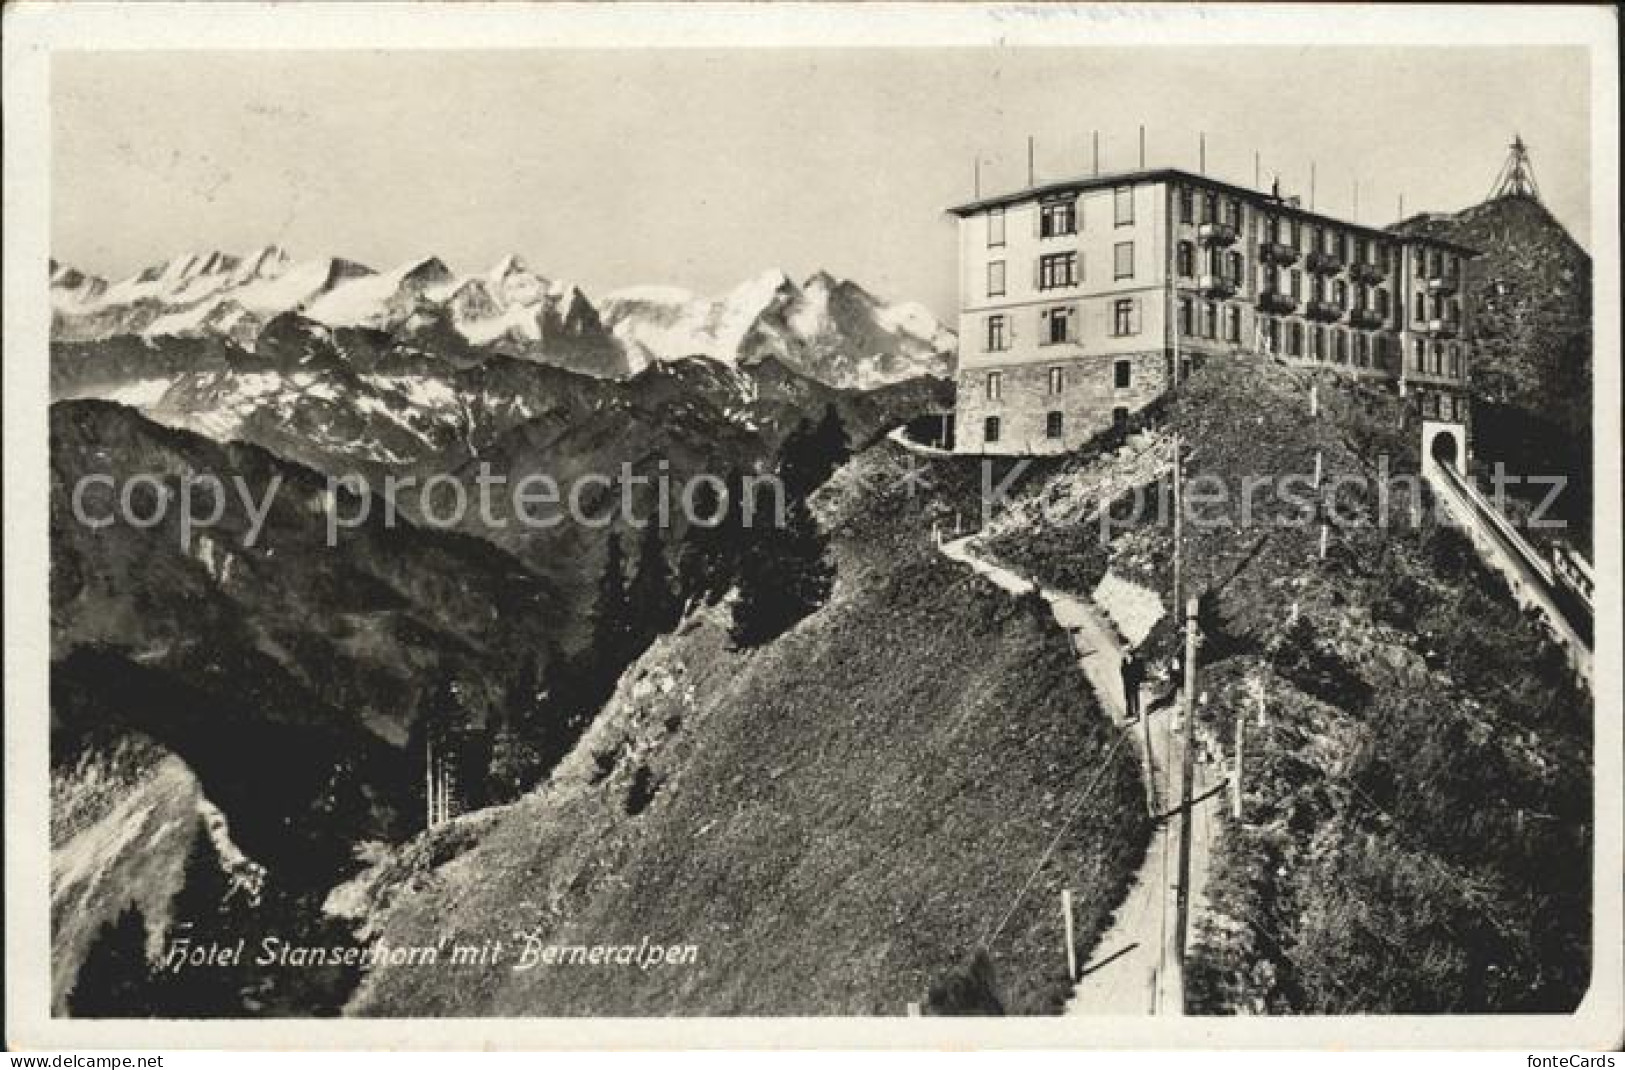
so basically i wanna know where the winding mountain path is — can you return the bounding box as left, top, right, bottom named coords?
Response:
left=937, top=533, right=1220, bottom=1016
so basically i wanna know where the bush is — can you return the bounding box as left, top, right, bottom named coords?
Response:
left=926, top=950, right=1005, bottom=1015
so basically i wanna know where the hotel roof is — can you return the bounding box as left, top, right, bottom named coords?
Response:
left=945, top=166, right=1480, bottom=256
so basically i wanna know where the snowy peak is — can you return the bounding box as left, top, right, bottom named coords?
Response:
left=51, top=249, right=949, bottom=387
left=600, top=267, right=954, bottom=387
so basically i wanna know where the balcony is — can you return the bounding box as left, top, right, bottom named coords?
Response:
left=1427, top=317, right=1461, bottom=338
left=1426, top=275, right=1459, bottom=295
left=1306, top=299, right=1344, bottom=323
left=1350, top=261, right=1385, bottom=285
left=1258, top=290, right=1297, bottom=314
left=1259, top=240, right=1299, bottom=266
left=1306, top=250, right=1345, bottom=275
left=1198, top=222, right=1239, bottom=246
left=1198, top=273, right=1238, bottom=298
left=1350, top=307, right=1385, bottom=330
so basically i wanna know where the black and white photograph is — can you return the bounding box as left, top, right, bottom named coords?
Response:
left=3, top=1, right=1619, bottom=1053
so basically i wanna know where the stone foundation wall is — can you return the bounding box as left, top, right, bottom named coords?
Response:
left=954, top=350, right=1172, bottom=455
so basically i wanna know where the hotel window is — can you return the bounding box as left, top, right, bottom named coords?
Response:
left=1225, top=305, right=1242, bottom=343
left=1447, top=344, right=1461, bottom=378
left=1376, top=289, right=1390, bottom=317
left=1414, top=293, right=1427, bottom=323
left=1202, top=301, right=1218, bottom=339
left=987, top=207, right=1006, bottom=248
left=1356, top=238, right=1369, bottom=265
left=1113, top=298, right=1140, bottom=337
left=1177, top=241, right=1195, bottom=278
left=1431, top=343, right=1444, bottom=375
left=1039, top=200, right=1077, bottom=238
left=1203, top=191, right=1218, bottom=224
left=1332, top=280, right=1347, bottom=308
left=1115, top=186, right=1135, bottom=226
left=1290, top=269, right=1303, bottom=299
left=1334, top=329, right=1348, bottom=363
left=986, top=371, right=1002, bottom=402
left=1178, top=297, right=1194, bottom=336
left=1225, top=198, right=1242, bottom=229
left=1048, top=366, right=1065, bottom=395
left=987, top=260, right=1006, bottom=297
left=1412, top=337, right=1425, bottom=371
left=1046, top=411, right=1064, bottom=439
left=1264, top=317, right=1281, bottom=352
left=1041, top=305, right=1076, bottom=345
left=1114, top=242, right=1135, bottom=280
left=985, top=314, right=1008, bottom=352
left=1311, top=326, right=1325, bottom=360
left=1114, top=359, right=1133, bottom=389
left=1354, top=333, right=1369, bottom=366
left=1289, top=218, right=1302, bottom=247
left=1038, top=252, right=1078, bottom=290
left=1288, top=321, right=1304, bottom=357
left=984, top=416, right=1001, bottom=444
left=1226, top=250, right=1244, bottom=284
left=1335, top=232, right=1348, bottom=261
left=1179, top=187, right=1195, bottom=224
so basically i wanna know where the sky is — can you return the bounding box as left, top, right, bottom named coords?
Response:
left=53, top=47, right=1590, bottom=320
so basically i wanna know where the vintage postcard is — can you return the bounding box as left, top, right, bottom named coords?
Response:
left=3, top=1, right=1620, bottom=1052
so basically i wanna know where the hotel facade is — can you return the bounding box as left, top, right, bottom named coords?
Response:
left=947, top=168, right=1476, bottom=455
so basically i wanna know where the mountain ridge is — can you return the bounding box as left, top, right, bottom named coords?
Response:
left=52, top=251, right=955, bottom=390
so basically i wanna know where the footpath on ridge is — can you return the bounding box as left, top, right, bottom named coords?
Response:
left=937, top=532, right=1220, bottom=1016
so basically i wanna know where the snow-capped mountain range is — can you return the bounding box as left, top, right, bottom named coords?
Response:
left=50, top=250, right=955, bottom=389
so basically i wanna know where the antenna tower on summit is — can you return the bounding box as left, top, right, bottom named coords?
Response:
left=1487, top=134, right=1542, bottom=202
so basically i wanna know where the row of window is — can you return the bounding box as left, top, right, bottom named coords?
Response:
left=1413, top=291, right=1463, bottom=324
left=986, top=243, right=1135, bottom=296
left=983, top=297, right=1144, bottom=350
left=985, top=387, right=1457, bottom=437
left=1420, top=392, right=1464, bottom=421
left=987, top=187, right=1136, bottom=246
left=1174, top=184, right=1459, bottom=277
left=981, top=404, right=1136, bottom=445
left=982, top=360, right=1135, bottom=403
left=1174, top=299, right=1463, bottom=378
left=988, top=184, right=1459, bottom=283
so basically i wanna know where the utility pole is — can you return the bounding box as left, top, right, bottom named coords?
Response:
left=1062, top=889, right=1078, bottom=981
left=1172, top=596, right=1200, bottom=1013
left=1232, top=714, right=1245, bottom=821
left=425, top=735, right=436, bottom=830
left=1093, top=130, right=1100, bottom=176
left=1028, top=135, right=1036, bottom=187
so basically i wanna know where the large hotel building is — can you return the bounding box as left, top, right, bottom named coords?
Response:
left=947, top=168, right=1477, bottom=455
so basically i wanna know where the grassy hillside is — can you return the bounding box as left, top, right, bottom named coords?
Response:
left=339, top=442, right=1149, bottom=1015
left=965, top=353, right=1592, bottom=1013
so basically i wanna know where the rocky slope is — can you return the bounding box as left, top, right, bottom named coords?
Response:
left=1392, top=194, right=1592, bottom=547
left=973, top=351, right=1592, bottom=1013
